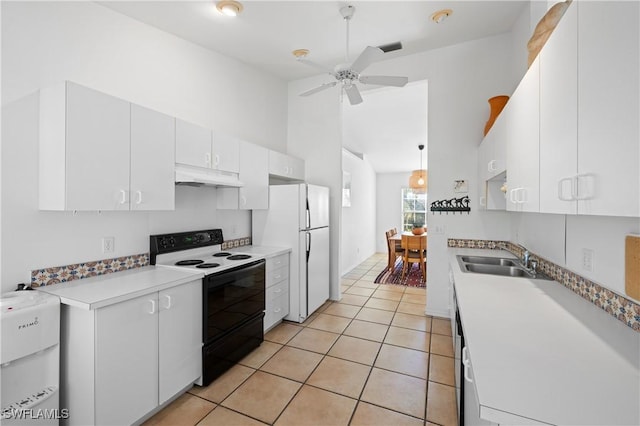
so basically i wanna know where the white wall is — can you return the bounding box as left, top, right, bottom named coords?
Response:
left=376, top=173, right=411, bottom=253
left=1, top=2, right=288, bottom=292
left=340, top=149, right=377, bottom=274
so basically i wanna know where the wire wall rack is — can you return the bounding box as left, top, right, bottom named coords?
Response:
left=430, top=196, right=470, bottom=214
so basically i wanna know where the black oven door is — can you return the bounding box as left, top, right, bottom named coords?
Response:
left=203, top=259, right=266, bottom=344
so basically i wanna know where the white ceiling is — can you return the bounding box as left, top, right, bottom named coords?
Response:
left=99, top=1, right=527, bottom=173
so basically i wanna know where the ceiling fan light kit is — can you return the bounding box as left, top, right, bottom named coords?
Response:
left=297, top=4, right=409, bottom=105
left=216, top=0, right=243, bottom=17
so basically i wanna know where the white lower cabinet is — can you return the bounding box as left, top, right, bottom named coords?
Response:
left=462, top=346, right=496, bottom=426
left=264, top=254, right=290, bottom=331
left=61, top=280, right=202, bottom=425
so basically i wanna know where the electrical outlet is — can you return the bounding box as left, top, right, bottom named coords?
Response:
left=582, top=248, right=594, bottom=272
left=102, top=237, right=115, bottom=254
left=431, top=225, right=445, bottom=235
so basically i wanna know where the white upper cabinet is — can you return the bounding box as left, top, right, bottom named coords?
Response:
left=576, top=1, right=639, bottom=217
left=539, top=1, right=578, bottom=214
left=175, top=119, right=212, bottom=169
left=506, top=57, right=540, bottom=213
left=175, top=121, right=241, bottom=174
left=39, top=81, right=175, bottom=211
left=269, top=150, right=305, bottom=181
left=213, top=130, right=240, bottom=174
left=538, top=1, right=639, bottom=217
left=130, top=105, right=175, bottom=210
left=217, top=141, right=269, bottom=210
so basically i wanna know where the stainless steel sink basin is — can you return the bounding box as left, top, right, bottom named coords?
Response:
left=456, top=255, right=553, bottom=280
left=459, top=255, right=518, bottom=267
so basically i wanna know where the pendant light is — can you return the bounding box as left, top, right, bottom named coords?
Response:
left=409, top=144, right=427, bottom=193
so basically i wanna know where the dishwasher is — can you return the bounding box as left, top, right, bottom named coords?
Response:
left=1, top=290, right=62, bottom=424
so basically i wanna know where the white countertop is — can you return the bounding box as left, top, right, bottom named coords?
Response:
left=450, top=248, right=640, bottom=425
left=36, top=266, right=204, bottom=310
left=230, top=245, right=291, bottom=258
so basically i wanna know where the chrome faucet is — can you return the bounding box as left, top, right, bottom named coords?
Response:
left=522, top=250, right=530, bottom=269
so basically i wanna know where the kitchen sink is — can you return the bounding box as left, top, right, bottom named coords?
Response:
left=458, top=255, right=519, bottom=267
left=456, top=255, right=553, bottom=280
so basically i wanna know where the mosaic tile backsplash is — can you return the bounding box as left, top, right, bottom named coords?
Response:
left=31, top=253, right=149, bottom=287
left=30, top=236, right=252, bottom=287
left=449, top=238, right=640, bottom=332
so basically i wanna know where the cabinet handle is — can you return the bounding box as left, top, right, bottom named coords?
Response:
left=240, top=196, right=247, bottom=206
left=163, top=294, right=172, bottom=309
left=558, top=177, right=573, bottom=201
left=119, top=190, right=127, bottom=204
left=487, top=160, right=496, bottom=173
left=509, top=189, right=517, bottom=204
left=573, top=174, right=595, bottom=200
left=462, top=347, right=473, bottom=383
left=284, top=166, right=289, bottom=175
left=289, top=167, right=294, bottom=176
left=148, top=299, right=156, bottom=315
left=214, top=154, right=220, bottom=167
left=205, top=153, right=211, bottom=167
left=516, top=188, right=527, bottom=204
left=135, top=190, right=143, bottom=205
left=274, top=307, right=281, bottom=313
left=274, top=288, right=282, bottom=293
left=274, top=274, right=282, bottom=280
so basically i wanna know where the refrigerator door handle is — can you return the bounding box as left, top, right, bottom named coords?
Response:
left=306, top=200, right=311, bottom=229
left=306, top=231, right=311, bottom=262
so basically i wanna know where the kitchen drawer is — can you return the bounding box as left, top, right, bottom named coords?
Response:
left=266, top=280, right=288, bottom=302
left=267, top=265, right=289, bottom=288
left=267, top=254, right=289, bottom=270
left=265, top=291, right=289, bottom=331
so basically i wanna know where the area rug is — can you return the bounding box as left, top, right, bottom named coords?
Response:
left=374, top=259, right=426, bottom=287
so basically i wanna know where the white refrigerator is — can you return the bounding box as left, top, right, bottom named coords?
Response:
left=252, top=183, right=330, bottom=323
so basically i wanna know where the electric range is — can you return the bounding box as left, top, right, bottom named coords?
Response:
left=150, top=229, right=266, bottom=386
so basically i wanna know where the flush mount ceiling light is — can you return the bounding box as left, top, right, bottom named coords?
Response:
left=409, top=144, right=427, bottom=193
left=216, top=0, right=243, bottom=17
left=292, top=49, right=310, bottom=59
left=431, top=8, right=452, bottom=24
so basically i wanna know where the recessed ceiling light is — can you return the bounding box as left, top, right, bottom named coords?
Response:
left=431, top=9, right=452, bottom=24
left=292, top=49, right=310, bottom=58
left=216, top=0, right=243, bottom=17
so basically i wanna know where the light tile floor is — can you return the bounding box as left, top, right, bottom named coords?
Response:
left=144, top=253, right=457, bottom=426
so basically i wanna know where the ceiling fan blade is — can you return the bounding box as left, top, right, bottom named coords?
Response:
left=350, top=46, right=385, bottom=74
left=344, top=84, right=363, bottom=105
left=359, top=75, right=409, bottom=87
left=299, top=81, right=337, bottom=97
left=298, top=59, right=334, bottom=75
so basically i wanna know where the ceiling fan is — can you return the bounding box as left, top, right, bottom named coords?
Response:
left=297, top=5, right=409, bottom=106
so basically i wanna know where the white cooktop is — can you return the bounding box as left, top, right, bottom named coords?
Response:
left=154, top=245, right=265, bottom=275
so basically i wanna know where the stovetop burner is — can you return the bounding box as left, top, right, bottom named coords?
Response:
left=212, top=252, right=232, bottom=257
left=175, top=259, right=204, bottom=266
left=227, top=254, right=252, bottom=260
left=196, top=263, right=221, bottom=269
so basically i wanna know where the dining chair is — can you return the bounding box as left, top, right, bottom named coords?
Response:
left=385, top=229, right=403, bottom=271
left=400, top=234, right=427, bottom=281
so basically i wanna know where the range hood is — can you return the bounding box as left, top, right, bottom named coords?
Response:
left=175, top=164, right=244, bottom=188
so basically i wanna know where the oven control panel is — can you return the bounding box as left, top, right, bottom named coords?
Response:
left=150, top=229, right=224, bottom=260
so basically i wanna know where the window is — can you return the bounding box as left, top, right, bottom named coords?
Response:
left=401, top=188, right=427, bottom=232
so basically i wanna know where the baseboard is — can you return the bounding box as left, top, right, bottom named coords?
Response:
left=426, top=307, right=451, bottom=319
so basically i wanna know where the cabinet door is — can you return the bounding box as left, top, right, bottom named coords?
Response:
left=95, top=293, right=158, bottom=425
left=490, top=111, right=507, bottom=178
left=288, top=155, right=305, bottom=180
left=213, top=130, right=240, bottom=173
left=539, top=1, right=578, bottom=214
left=65, top=82, right=130, bottom=210
left=462, top=347, right=495, bottom=426
left=477, top=137, right=493, bottom=184
left=239, top=141, right=269, bottom=209
left=175, top=119, right=212, bottom=168
left=130, top=104, right=175, bottom=210
left=159, top=280, right=202, bottom=404
left=506, top=58, right=540, bottom=212
left=577, top=1, right=639, bottom=217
